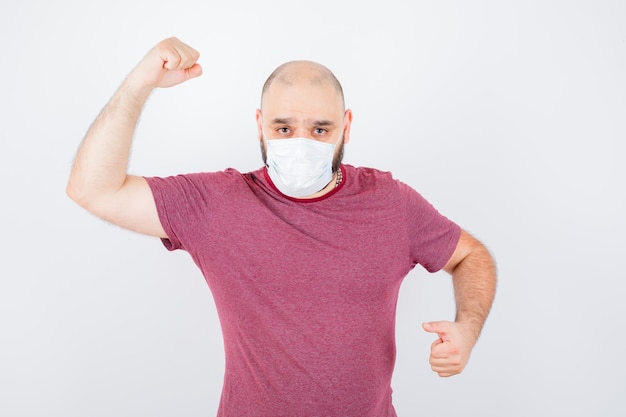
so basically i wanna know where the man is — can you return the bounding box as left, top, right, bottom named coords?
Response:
left=67, top=37, right=496, bottom=416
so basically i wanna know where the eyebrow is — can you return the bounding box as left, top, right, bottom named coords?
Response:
left=271, top=117, right=295, bottom=125
left=311, top=120, right=335, bottom=127
left=270, top=117, right=335, bottom=127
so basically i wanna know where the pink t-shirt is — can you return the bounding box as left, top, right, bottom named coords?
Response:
left=145, top=164, right=460, bottom=417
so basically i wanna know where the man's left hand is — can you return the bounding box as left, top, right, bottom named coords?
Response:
left=422, top=321, right=477, bottom=377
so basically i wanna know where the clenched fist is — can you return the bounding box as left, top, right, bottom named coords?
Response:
left=128, top=37, right=203, bottom=90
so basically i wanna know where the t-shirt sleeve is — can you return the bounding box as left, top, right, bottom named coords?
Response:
left=144, top=172, right=229, bottom=252
left=399, top=181, right=461, bottom=273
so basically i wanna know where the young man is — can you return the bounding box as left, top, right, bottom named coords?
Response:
left=67, top=37, right=496, bottom=417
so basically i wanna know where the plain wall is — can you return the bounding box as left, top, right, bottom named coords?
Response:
left=1, top=1, right=624, bottom=416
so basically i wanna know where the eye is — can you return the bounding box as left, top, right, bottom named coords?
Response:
left=314, top=128, right=327, bottom=135
left=278, top=127, right=290, bottom=134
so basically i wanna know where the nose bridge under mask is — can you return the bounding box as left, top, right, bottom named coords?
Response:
left=294, top=142, right=307, bottom=159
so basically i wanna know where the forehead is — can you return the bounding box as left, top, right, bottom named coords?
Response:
left=262, top=80, right=344, bottom=122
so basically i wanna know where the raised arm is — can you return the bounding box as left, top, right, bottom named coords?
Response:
left=422, top=229, right=497, bottom=377
left=66, top=37, right=202, bottom=237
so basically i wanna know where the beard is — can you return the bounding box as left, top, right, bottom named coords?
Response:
left=260, top=134, right=345, bottom=173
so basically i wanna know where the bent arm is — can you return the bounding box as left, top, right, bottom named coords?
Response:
left=66, top=38, right=202, bottom=238
left=66, top=78, right=165, bottom=237
left=422, top=229, right=496, bottom=377
left=444, top=229, right=497, bottom=342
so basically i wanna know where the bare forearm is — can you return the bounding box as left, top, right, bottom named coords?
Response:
left=452, top=243, right=497, bottom=341
left=67, top=38, right=202, bottom=207
left=65, top=38, right=201, bottom=237
left=67, top=77, right=152, bottom=205
left=423, top=242, right=496, bottom=377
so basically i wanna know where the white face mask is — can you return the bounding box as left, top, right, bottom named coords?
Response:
left=265, top=136, right=338, bottom=198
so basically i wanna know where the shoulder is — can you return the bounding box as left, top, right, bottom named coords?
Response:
left=144, top=168, right=255, bottom=203
left=343, top=165, right=396, bottom=187
left=147, top=168, right=246, bottom=187
left=343, top=164, right=414, bottom=196
left=343, top=165, right=439, bottom=209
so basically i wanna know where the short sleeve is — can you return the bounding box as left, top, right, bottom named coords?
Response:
left=400, top=182, right=461, bottom=272
left=144, top=172, right=233, bottom=252
left=144, top=176, right=186, bottom=250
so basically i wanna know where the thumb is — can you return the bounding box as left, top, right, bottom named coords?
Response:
left=422, top=321, right=453, bottom=342
left=186, top=63, right=203, bottom=80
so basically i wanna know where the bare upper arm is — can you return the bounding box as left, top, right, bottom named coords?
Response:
left=72, top=175, right=168, bottom=239
left=442, top=229, right=484, bottom=275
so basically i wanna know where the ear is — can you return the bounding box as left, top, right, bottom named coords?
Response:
left=255, top=109, right=264, bottom=142
left=342, top=109, right=353, bottom=144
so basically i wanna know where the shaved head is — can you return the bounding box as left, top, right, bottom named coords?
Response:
left=261, top=60, right=345, bottom=109
left=256, top=60, right=353, bottom=177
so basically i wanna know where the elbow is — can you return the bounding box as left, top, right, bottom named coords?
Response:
left=66, top=180, right=78, bottom=202
left=66, top=175, right=88, bottom=206
left=66, top=175, right=123, bottom=221
left=66, top=178, right=82, bottom=204
left=66, top=177, right=97, bottom=210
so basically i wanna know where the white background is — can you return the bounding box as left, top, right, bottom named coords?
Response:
left=1, top=1, right=625, bottom=416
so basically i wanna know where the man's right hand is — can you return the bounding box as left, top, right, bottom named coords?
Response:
left=128, top=37, right=203, bottom=90
left=67, top=37, right=203, bottom=239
